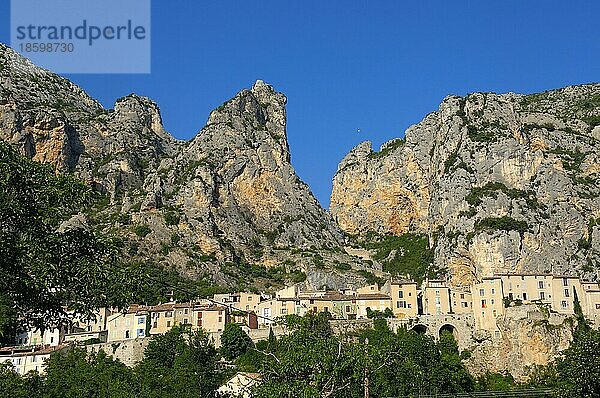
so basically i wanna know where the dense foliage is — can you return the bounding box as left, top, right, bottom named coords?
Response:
left=220, top=322, right=254, bottom=360
left=2, top=312, right=600, bottom=397
left=0, top=143, right=228, bottom=333
left=247, top=313, right=475, bottom=397
left=0, top=325, right=225, bottom=398
left=364, top=233, right=436, bottom=283
left=0, top=142, right=133, bottom=330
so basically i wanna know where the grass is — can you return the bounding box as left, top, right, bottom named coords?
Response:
left=356, top=270, right=385, bottom=287
left=465, top=182, right=544, bottom=209
left=163, top=207, right=182, bottom=226
left=367, top=138, right=405, bottom=159
left=444, top=151, right=459, bottom=173
left=475, top=216, right=529, bottom=234
left=467, top=125, right=496, bottom=142
left=363, top=233, right=436, bottom=283
left=132, top=224, right=151, bottom=238
left=547, top=147, right=587, bottom=173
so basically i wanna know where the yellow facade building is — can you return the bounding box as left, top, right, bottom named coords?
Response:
left=388, top=280, right=418, bottom=318
left=451, top=288, right=472, bottom=315
left=472, top=277, right=504, bottom=333
left=423, top=280, right=452, bottom=316
left=107, top=305, right=149, bottom=342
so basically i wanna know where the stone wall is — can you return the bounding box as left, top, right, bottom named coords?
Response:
left=86, top=338, right=150, bottom=367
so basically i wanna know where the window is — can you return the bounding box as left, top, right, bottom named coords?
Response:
left=460, top=294, right=465, bottom=299
left=218, top=316, right=222, bottom=323
left=197, top=319, right=202, bottom=327
left=495, top=330, right=501, bottom=338
left=125, top=330, right=130, bottom=339
left=183, top=318, right=189, bottom=324
left=246, top=305, right=250, bottom=310
left=248, top=296, right=253, bottom=301
left=310, top=299, right=315, bottom=304
left=508, top=293, right=513, bottom=300
left=493, top=309, right=497, bottom=317
left=462, top=302, right=468, bottom=308
left=184, top=309, right=189, bottom=315
left=491, top=288, right=495, bottom=295
left=561, top=300, right=568, bottom=309
left=596, top=304, right=600, bottom=310
left=397, top=301, right=407, bottom=308
left=50, top=337, right=54, bottom=344
left=408, top=292, right=412, bottom=297
left=563, top=278, right=568, bottom=287
left=324, top=307, right=329, bottom=313
left=564, top=289, right=570, bottom=297
left=522, top=292, right=527, bottom=301
left=538, top=281, right=544, bottom=289
left=435, top=290, right=440, bottom=296
left=153, top=322, right=157, bottom=328
left=138, top=317, right=145, bottom=324
left=479, top=289, right=485, bottom=297
left=167, top=321, right=171, bottom=327
left=137, top=329, right=145, bottom=337
left=166, top=311, right=172, bottom=317
left=481, top=299, right=487, bottom=308
left=540, top=292, right=546, bottom=300
left=281, top=308, right=287, bottom=315
left=399, top=291, right=404, bottom=298
left=345, top=306, right=351, bottom=312
left=491, top=299, right=495, bottom=305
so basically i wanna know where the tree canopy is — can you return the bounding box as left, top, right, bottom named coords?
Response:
left=220, top=322, right=254, bottom=360
left=0, top=142, right=131, bottom=330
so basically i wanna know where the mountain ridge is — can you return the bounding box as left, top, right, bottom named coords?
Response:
left=0, top=43, right=373, bottom=291
left=331, top=85, right=600, bottom=285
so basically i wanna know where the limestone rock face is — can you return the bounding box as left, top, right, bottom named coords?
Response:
left=331, top=87, right=600, bottom=284
left=0, top=44, right=369, bottom=289
left=465, top=305, right=574, bottom=381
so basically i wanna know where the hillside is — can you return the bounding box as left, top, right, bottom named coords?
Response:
left=0, top=44, right=373, bottom=292
left=331, top=85, right=600, bottom=286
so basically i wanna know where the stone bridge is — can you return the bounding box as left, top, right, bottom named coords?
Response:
left=387, top=314, right=476, bottom=351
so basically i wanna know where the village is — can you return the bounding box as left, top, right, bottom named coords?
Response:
left=3, top=272, right=600, bottom=376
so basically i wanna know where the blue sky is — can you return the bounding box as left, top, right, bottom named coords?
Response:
left=1, top=1, right=599, bottom=206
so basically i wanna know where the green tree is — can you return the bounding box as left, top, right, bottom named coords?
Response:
left=0, top=294, right=16, bottom=346
left=254, top=313, right=363, bottom=398
left=0, top=363, right=43, bottom=398
left=0, top=142, right=131, bottom=330
left=475, top=372, right=516, bottom=391
left=221, top=322, right=254, bottom=360
left=44, top=347, right=137, bottom=398
left=555, top=327, right=600, bottom=396
left=137, top=325, right=223, bottom=398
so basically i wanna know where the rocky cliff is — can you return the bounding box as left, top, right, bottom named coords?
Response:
left=465, top=305, right=574, bottom=381
left=331, top=85, right=600, bottom=285
left=0, top=44, right=372, bottom=290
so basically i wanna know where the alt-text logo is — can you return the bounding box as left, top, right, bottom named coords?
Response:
left=10, top=0, right=151, bottom=74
